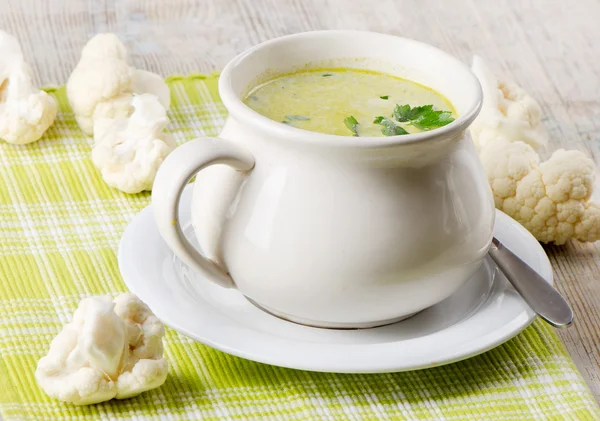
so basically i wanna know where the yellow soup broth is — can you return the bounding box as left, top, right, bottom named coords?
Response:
left=243, top=68, right=455, bottom=137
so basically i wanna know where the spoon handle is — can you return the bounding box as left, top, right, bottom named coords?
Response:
left=488, top=237, right=574, bottom=328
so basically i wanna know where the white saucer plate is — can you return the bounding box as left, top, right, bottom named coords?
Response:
left=119, top=187, right=552, bottom=373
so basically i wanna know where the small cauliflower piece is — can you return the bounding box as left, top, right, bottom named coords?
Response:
left=92, top=94, right=175, bottom=194
left=67, top=33, right=170, bottom=135
left=0, top=30, right=58, bottom=144
left=470, top=55, right=547, bottom=151
left=479, top=138, right=600, bottom=244
left=35, top=293, right=168, bottom=405
left=35, top=296, right=125, bottom=405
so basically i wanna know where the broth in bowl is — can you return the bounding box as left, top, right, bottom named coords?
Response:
left=243, top=68, right=456, bottom=137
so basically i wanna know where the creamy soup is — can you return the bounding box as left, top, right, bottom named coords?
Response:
left=243, top=68, right=456, bottom=137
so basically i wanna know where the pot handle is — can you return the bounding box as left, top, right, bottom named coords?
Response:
left=151, top=138, right=255, bottom=288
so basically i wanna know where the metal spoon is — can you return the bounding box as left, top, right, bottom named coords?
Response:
left=488, top=237, right=574, bottom=328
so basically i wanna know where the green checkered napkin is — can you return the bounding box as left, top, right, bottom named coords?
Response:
left=0, top=74, right=598, bottom=421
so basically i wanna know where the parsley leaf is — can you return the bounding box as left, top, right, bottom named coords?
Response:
left=390, top=104, right=455, bottom=130
left=412, top=110, right=454, bottom=130
left=285, top=115, right=310, bottom=121
left=373, top=116, right=409, bottom=136
left=344, top=116, right=359, bottom=136
left=380, top=95, right=389, bottom=100
left=393, top=104, right=433, bottom=122
left=322, top=73, right=333, bottom=77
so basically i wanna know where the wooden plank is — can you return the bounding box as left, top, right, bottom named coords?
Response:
left=0, top=0, right=599, bottom=404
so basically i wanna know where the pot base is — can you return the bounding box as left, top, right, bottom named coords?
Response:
left=245, top=296, right=420, bottom=330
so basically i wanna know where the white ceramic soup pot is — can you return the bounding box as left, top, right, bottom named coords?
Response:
left=152, top=30, right=494, bottom=329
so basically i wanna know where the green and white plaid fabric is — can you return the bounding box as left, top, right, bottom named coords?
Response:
left=0, top=74, right=599, bottom=421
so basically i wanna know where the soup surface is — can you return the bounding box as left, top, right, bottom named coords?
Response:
left=243, top=68, right=455, bottom=137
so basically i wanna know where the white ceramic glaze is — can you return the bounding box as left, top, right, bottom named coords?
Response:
left=121, top=190, right=551, bottom=372
left=152, top=30, right=494, bottom=328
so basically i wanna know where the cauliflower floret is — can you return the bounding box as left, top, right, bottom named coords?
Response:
left=480, top=138, right=600, bottom=244
left=470, top=55, right=547, bottom=151
left=92, top=94, right=175, bottom=194
left=0, top=31, right=58, bottom=144
left=67, top=33, right=170, bottom=135
left=473, top=56, right=599, bottom=244
left=479, top=138, right=539, bottom=208
left=35, top=293, right=168, bottom=405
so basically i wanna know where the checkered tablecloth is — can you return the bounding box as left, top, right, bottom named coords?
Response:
left=0, top=74, right=598, bottom=420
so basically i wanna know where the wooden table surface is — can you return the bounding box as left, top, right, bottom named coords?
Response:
left=1, top=0, right=599, bottom=405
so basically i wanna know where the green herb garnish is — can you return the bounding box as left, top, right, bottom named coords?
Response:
left=281, top=120, right=291, bottom=125
left=393, top=104, right=431, bottom=122
left=344, top=116, right=359, bottom=136
left=393, top=104, right=454, bottom=129
left=413, top=110, right=455, bottom=130
left=373, top=104, right=454, bottom=136
left=380, top=95, right=389, bottom=100
left=373, top=116, right=409, bottom=136
left=322, top=73, right=333, bottom=77
left=249, top=95, right=258, bottom=101
left=285, top=115, right=310, bottom=121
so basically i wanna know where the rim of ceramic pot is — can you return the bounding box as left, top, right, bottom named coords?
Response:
left=219, top=30, right=483, bottom=149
